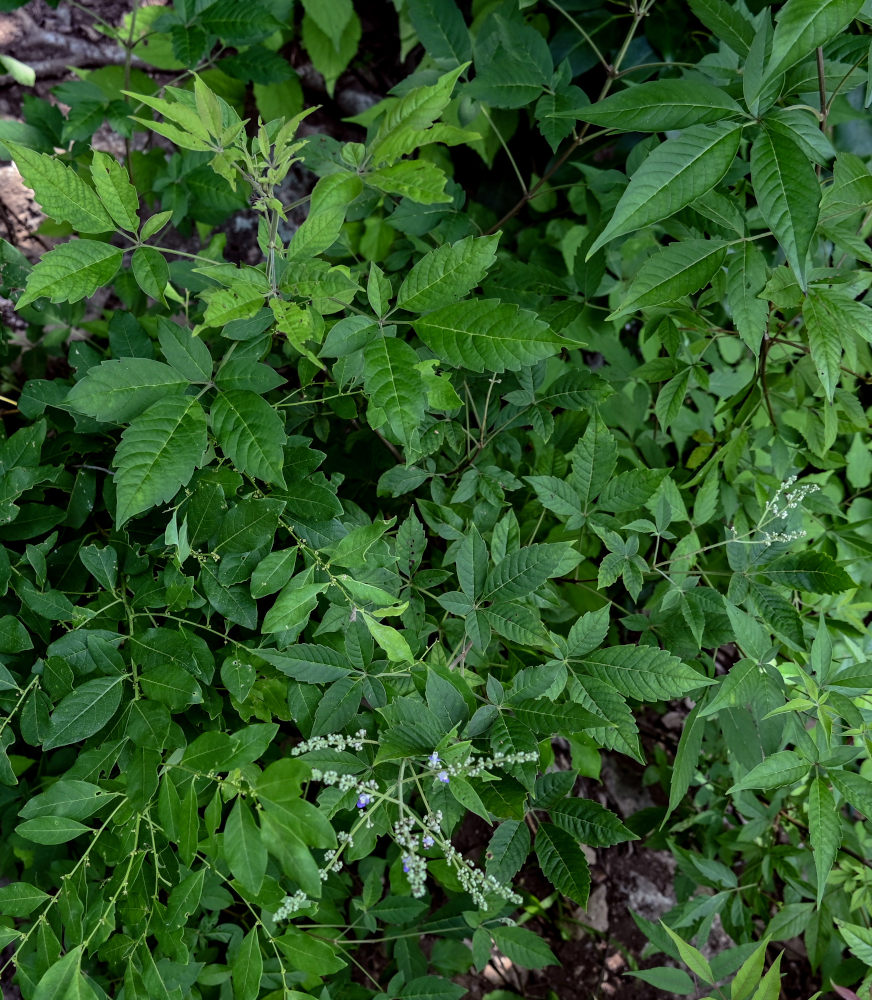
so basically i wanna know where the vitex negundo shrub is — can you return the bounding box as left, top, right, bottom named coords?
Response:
left=0, top=0, right=870, bottom=997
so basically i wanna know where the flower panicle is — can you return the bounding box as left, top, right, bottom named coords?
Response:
left=291, top=728, right=368, bottom=756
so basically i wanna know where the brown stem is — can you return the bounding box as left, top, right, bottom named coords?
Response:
left=816, top=47, right=828, bottom=133
left=759, top=335, right=777, bottom=428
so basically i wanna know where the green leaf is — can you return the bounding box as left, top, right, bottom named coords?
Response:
left=838, top=920, right=872, bottom=964
left=535, top=822, right=590, bottom=905
left=665, top=704, right=706, bottom=822
left=256, top=644, right=349, bottom=683
left=262, top=580, right=328, bottom=634
left=0, top=614, right=31, bottom=653
left=764, top=551, right=853, bottom=593
left=250, top=548, right=297, bottom=599
left=406, top=0, right=471, bottom=66
left=232, top=928, right=263, bottom=1000
left=33, top=947, right=97, bottom=1000
left=626, top=968, right=696, bottom=993
left=363, top=335, right=427, bottom=451
left=660, top=923, right=715, bottom=984
left=398, top=976, right=466, bottom=1000
left=457, top=524, right=488, bottom=601
left=300, top=0, right=353, bottom=40
left=158, top=320, right=212, bottom=383
left=485, top=820, right=530, bottom=883
left=808, top=776, right=840, bottom=904
left=275, top=928, right=346, bottom=974
left=655, top=369, right=692, bottom=431
left=688, top=0, right=754, bottom=56
left=549, top=798, right=638, bottom=847
left=131, top=247, right=169, bottom=303
left=301, top=9, right=361, bottom=97
left=199, top=0, right=281, bottom=44
left=17, top=240, right=122, bottom=309
left=512, top=700, right=603, bottom=734
left=364, top=614, right=414, bottom=662
left=6, top=142, right=112, bottom=233
left=768, top=0, right=863, bottom=79
left=730, top=750, right=810, bottom=792
left=415, top=299, right=563, bottom=372
left=731, top=939, right=769, bottom=1000
left=569, top=416, right=617, bottom=513
left=597, top=468, right=668, bottom=513
left=367, top=159, right=452, bottom=205
left=114, top=396, right=207, bottom=525
left=571, top=80, right=743, bottom=132
left=211, top=390, right=286, bottom=486
left=749, top=953, right=782, bottom=1000
left=164, top=867, right=204, bottom=930
left=588, top=122, right=742, bottom=256
left=43, top=676, right=124, bottom=750
left=140, top=664, right=202, bottom=710
left=288, top=172, right=363, bottom=260
left=490, top=926, right=557, bottom=969
left=575, top=645, right=713, bottom=700
left=17, top=815, right=92, bottom=845
left=803, top=289, right=847, bottom=402
left=749, top=582, right=805, bottom=650
left=90, top=150, right=138, bottom=233
left=66, top=359, right=188, bottom=423
left=610, top=239, right=729, bottom=319
left=397, top=234, right=499, bottom=313
left=0, top=881, right=50, bottom=917
left=485, top=542, right=579, bottom=600
left=750, top=129, right=820, bottom=290
left=224, top=798, right=267, bottom=894
left=727, top=241, right=768, bottom=354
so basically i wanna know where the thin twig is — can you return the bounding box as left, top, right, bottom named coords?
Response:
left=485, top=1, right=651, bottom=234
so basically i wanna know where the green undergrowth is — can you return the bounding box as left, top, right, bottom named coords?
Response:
left=0, top=0, right=871, bottom=998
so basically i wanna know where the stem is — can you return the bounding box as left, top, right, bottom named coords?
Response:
left=759, top=334, right=777, bottom=428
left=480, top=106, right=528, bottom=197
left=816, top=47, right=828, bottom=134
left=544, top=0, right=609, bottom=72
left=485, top=0, right=650, bottom=234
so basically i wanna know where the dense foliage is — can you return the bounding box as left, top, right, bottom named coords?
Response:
left=0, top=0, right=871, bottom=997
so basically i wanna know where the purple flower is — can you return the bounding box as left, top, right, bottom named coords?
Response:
left=437, top=771, right=449, bottom=784
left=422, top=835, right=434, bottom=848
left=428, top=751, right=441, bottom=767
left=356, top=793, right=372, bottom=808
left=402, top=855, right=412, bottom=873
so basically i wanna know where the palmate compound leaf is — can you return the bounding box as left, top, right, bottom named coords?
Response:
left=609, top=239, right=730, bottom=319
left=6, top=141, right=113, bottom=234
left=66, top=358, right=189, bottom=423
left=587, top=121, right=743, bottom=257
left=574, top=645, right=714, bottom=701
left=114, top=396, right=207, bottom=525
left=16, top=240, right=122, bottom=309
left=414, top=299, right=564, bottom=372
left=397, top=234, right=500, bottom=313
left=566, top=80, right=744, bottom=132
left=750, top=128, right=820, bottom=291
left=210, top=390, right=287, bottom=487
